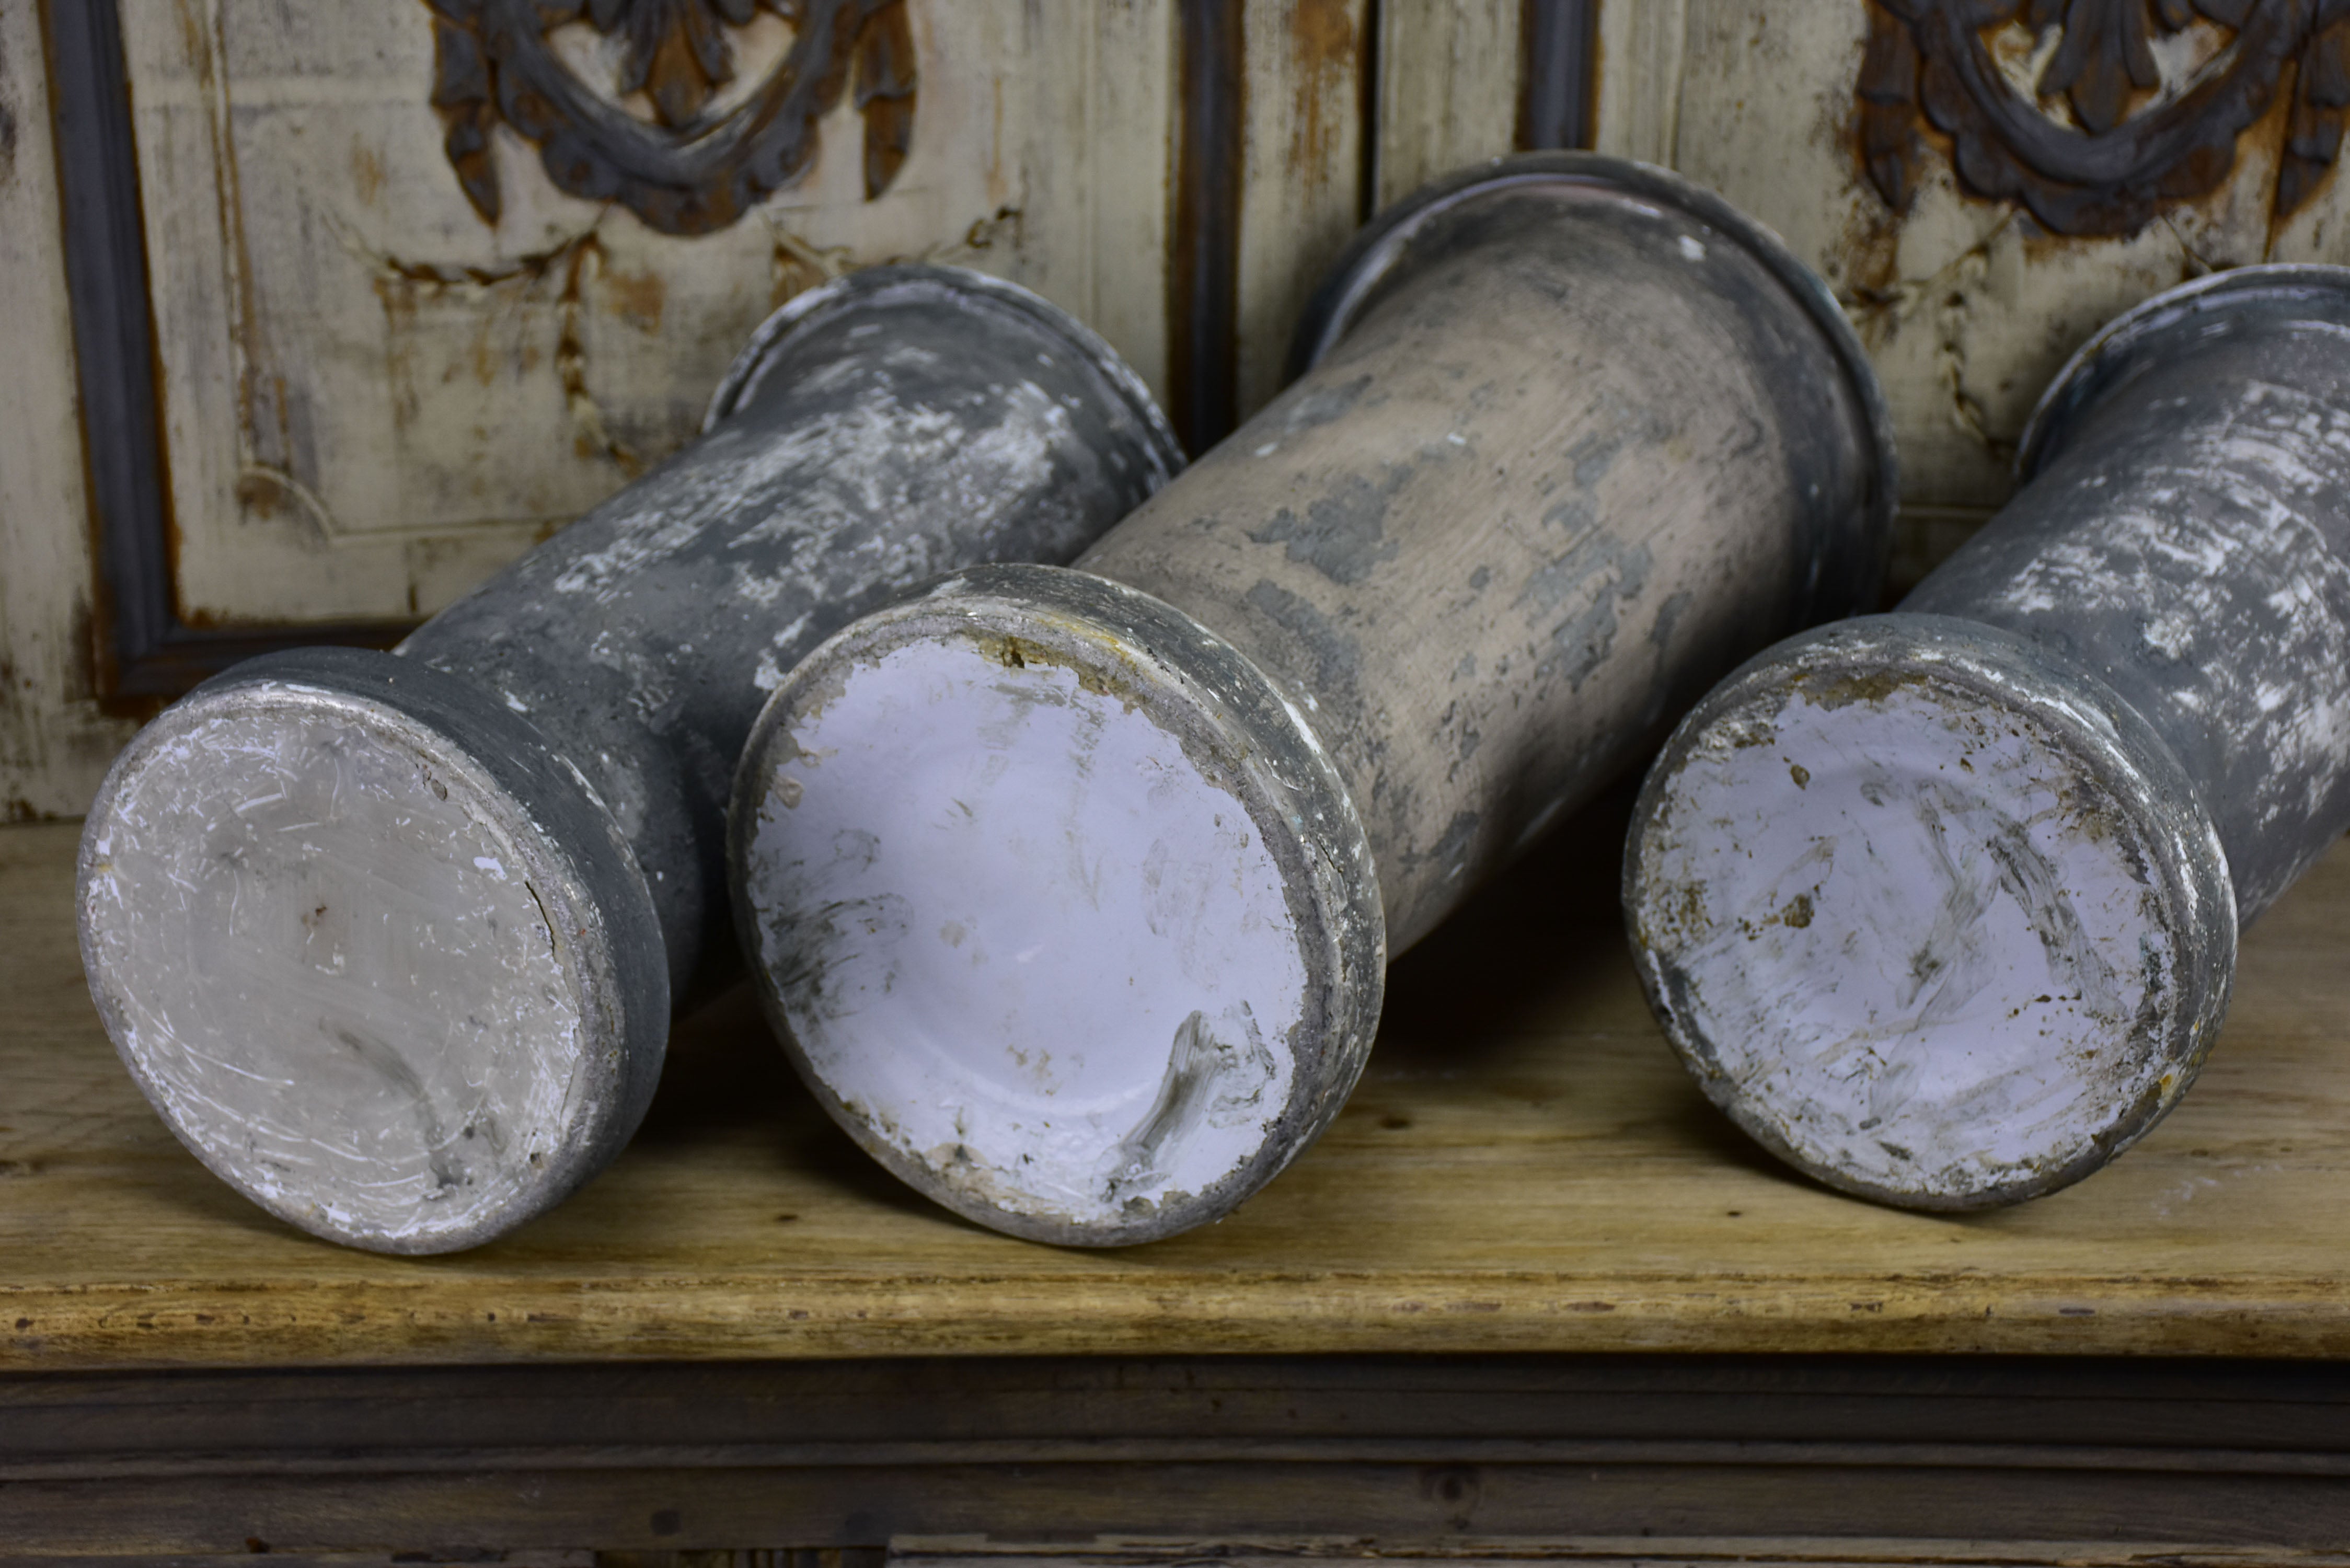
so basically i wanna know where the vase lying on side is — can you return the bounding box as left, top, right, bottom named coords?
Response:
left=1625, top=265, right=2350, bottom=1209
left=730, top=153, right=1897, bottom=1246
left=78, top=266, right=1181, bottom=1253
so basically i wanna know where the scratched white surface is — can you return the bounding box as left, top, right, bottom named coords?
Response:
left=743, top=633, right=1306, bottom=1230
left=1638, top=676, right=2190, bottom=1202
left=79, top=694, right=589, bottom=1249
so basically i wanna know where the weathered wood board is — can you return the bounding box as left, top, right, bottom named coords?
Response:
left=1649, top=1, right=2350, bottom=580
left=21, top=1, right=2350, bottom=801
left=7, top=787, right=2350, bottom=1370
left=4, top=0, right=1395, bottom=812
left=1373, top=0, right=1523, bottom=211
left=0, top=4, right=142, bottom=818
left=119, top=0, right=1180, bottom=628
left=1234, top=0, right=1369, bottom=416
left=1375, top=1, right=2350, bottom=583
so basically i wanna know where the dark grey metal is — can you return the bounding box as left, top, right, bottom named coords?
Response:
left=1171, top=0, right=1247, bottom=455
left=731, top=154, right=1896, bottom=1248
left=1945, top=266, right=2350, bottom=926
left=76, top=264, right=1180, bottom=1254
left=1516, top=0, right=1602, bottom=153
left=45, top=0, right=167, bottom=674
left=1626, top=263, right=2350, bottom=1209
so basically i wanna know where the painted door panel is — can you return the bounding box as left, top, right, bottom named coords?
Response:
left=121, top=0, right=1177, bottom=627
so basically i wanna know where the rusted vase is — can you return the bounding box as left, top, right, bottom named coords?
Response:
left=1625, top=265, right=2350, bottom=1210
left=729, top=153, right=1897, bottom=1246
left=76, top=266, right=1180, bottom=1254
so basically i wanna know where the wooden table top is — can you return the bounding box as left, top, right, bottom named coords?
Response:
left=6, top=795, right=2349, bottom=1372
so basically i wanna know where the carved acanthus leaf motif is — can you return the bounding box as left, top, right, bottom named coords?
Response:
left=424, top=0, right=916, bottom=237
left=1861, top=0, right=2350, bottom=236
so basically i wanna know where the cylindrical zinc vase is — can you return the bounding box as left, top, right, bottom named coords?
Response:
left=76, top=265, right=1181, bottom=1254
left=1624, top=264, right=2350, bottom=1209
left=730, top=153, right=1897, bottom=1246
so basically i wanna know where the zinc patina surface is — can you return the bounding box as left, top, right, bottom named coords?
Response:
left=728, top=154, right=1892, bottom=1249
left=1626, top=267, right=2350, bottom=1213
left=1104, top=154, right=1893, bottom=954
left=74, top=268, right=1176, bottom=1256
left=31, top=2, right=2350, bottom=804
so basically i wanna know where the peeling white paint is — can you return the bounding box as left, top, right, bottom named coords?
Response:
left=80, top=696, right=589, bottom=1250
left=1637, top=673, right=2193, bottom=1203
left=744, top=633, right=1306, bottom=1230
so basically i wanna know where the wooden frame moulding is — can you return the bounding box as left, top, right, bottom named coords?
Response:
left=42, top=0, right=416, bottom=706
left=9, top=1353, right=2350, bottom=1554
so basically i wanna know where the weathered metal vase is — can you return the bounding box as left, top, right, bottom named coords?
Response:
left=76, top=266, right=1180, bottom=1253
left=730, top=154, right=1896, bottom=1246
left=1626, top=264, right=2350, bottom=1209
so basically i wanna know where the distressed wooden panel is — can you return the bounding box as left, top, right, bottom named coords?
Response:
left=1590, top=0, right=1688, bottom=169
left=1234, top=0, right=1368, bottom=418
left=117, top=0, right=1178, bottom=628
left=0, top=3, right=142, bottom=817
left=1372, top=1, right=1523, bottom=211
left=1596, top=0, right=2350, bottom=584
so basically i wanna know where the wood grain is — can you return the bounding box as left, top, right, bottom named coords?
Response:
left=1234, top=0, right=1368, bottom=419
left=6, top=790, right=2350, bottom=1370
left=14, top=1352, right=2350, bottom=1551
left=18, top=1458, right=2350, bottom=1556
left=109, top=0, right=1184, bottom=631
left=897, top=1547, right=2350, bottom=1568
left=0, top=3, right=141, bottom=815
left=1371, top=0, right=1521, bottom=211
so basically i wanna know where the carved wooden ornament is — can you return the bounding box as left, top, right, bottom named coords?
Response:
left=425, top=0, right=916, bottom=236
left=1862, top=0, right=2350, bottom=236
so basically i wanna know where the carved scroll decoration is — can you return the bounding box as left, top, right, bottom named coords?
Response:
left=425, top=0, right=916, bottom=237
left=1861, top=0, right=2350, bottom=236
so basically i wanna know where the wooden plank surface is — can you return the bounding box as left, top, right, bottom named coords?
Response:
left=15, top=1351, right=2350, bottom=1550
left=5, top=793, right=2350, bottom=1370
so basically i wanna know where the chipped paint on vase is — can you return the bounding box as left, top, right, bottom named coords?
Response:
left=734, top=154, right=1898, bottom=1246
left=1628, top=265, right=2350, bottom=1209
left=76, top=266, right=1180, bottom=1254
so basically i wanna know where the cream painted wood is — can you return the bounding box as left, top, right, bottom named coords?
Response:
left=1591, top=0, right=1689, bottom=171
left=1594, top=1, right=2350, bottom=580
left=0, top=6, right=142, bottom=819
left=1369, top=0, right=1522, bottom=212
left=1235, top=0, right=1370, bottom=419
left=893, top=1546, right=2350, bottom=1568
left=1071, top=3, right=1180, bottom=411
left=114, top=0, right=1179, bottom=629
